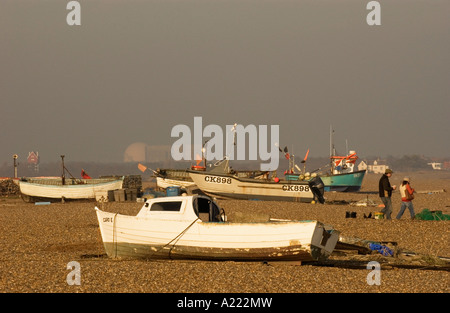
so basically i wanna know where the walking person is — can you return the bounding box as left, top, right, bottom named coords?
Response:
left=396, top=177, right=416, bottom=219
left=379, top=169, right=396, bottom=219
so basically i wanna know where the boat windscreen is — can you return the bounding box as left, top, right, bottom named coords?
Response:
left=150, top=201, right=182, bottom=212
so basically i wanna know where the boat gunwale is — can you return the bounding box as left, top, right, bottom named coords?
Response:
left=96, top=206, right=319, bottom=225
left=318, top=169, right=366, bottom=178
left=19, top=178, right=124, bottom=188
left=188, top=170, right=310, bottom=185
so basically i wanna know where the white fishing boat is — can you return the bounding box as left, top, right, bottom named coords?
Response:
left=95, top=195, right=340, bottom=262
left=189, top=171, right=315, bottom=202
left=155, top=168, right=198, bottom=189
left=186, top=159, right=324, bottom=203
left=19, top=177, right=124, bottom=202
left=18, top=155, right=127, bottom=202
left=154, top=166, right=268, bottom=190
left=156, top=176, right=197, bottom=189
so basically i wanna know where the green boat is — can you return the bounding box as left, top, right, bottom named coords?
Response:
left=285, top=168, right=366, bottom=192
left=284, top=126, right=366, bottom=192
left=317, top=169, right=366, bottom=192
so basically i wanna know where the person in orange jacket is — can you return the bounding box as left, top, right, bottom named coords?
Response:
left=396, top=177, right=416, bottom=219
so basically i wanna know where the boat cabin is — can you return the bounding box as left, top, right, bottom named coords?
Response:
left=136, top=195, right=225, bottom=222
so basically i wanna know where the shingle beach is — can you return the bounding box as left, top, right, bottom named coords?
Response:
left=1, top=172, right=448, bottom=293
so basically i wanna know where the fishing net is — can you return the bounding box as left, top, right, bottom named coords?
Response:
left=415, top=209, right=450, bottom=221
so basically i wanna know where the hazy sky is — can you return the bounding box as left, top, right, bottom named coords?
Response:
left=1, top=0, right=449, bottom=164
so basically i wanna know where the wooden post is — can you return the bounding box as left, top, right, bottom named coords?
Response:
left=61, top=155, right=65, bottom=185
left=13, top=154, right=18, bottom=178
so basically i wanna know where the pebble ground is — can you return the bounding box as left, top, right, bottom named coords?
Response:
left=1, top=171, right=448, bottom=293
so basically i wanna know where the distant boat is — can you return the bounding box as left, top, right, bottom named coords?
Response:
left=18, top=155, right=124, bottom=202
left=188, top=159, right=325, bottom=203
left=19, top=176, right=124, bottom=202
left=154, top=166, right=269, bottom=190
left=95, top=194, right=340, bottom=261
left=285, top=169, right=366, bottom=192
left=320, top=126, right=366, bottom=192
left=284, top=127, right=366, bottom=192
left=319, top=168, right=366, bottom=192
left=155, top=168, right=198, bottom=189
left=155, top=166, right=205, bottom=190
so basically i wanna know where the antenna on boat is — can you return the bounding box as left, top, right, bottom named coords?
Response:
left=329, top=125, right=335, bottom=174
left=223, top=123, right=237, bottom=160
left=330, top=125, right=335, bottom=157
left=231, top=123, right=237, bottom=146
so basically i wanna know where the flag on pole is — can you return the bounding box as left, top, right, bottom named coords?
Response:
left=81, top=169, right=91, bottom=179
left=138, top=163, right=147, bottom=173
left=301, top=149, right=310, bottom=163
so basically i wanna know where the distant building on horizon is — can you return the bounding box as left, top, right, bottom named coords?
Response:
left=27, top=151, right=39, bottom=173
left=428, top=162, right=442, bottom=170
left=358, top=159, right=390, bottom=174
left=428, top=161, right=450, bottom=170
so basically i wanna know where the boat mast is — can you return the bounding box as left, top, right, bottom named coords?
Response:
left=329, top=125, right=332, bottom=158
left=60, top=155, right=79, bottom=184
left=329, top=125, right=334, bottom=174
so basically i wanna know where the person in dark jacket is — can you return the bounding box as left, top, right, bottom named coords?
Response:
left=379, top=168, right=396, bottom=219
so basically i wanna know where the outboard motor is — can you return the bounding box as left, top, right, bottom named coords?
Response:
left=308, top=174, right=325, bottom=204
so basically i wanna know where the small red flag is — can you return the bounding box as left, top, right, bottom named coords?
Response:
left=81, top=169, right=91, bottom=179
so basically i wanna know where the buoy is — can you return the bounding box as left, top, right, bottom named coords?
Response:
left=274, top=177, right=280, bottom=183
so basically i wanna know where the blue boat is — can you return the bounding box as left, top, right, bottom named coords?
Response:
left=285, top=152, right=366, bottom=192
left=283, top=127, right=366, bottom=192
left=318, top=169, right=366, bottom=192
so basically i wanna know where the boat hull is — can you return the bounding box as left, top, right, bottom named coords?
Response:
left=95, top=208, right=339, bottom=262
left=320, top=170, right=366, bottom=192
left=155, top=169, right=268, bottom=190
left=156, top=177, right=196, bottom=189
left=189, top=171, right=315, bottom=202
left=19, top=178, right=124, bottom=201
